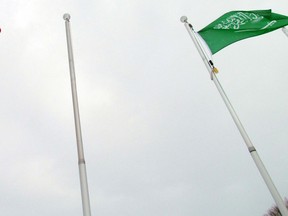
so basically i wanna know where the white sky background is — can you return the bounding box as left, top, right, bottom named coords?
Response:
left=1, top=1, right=288, bottom=215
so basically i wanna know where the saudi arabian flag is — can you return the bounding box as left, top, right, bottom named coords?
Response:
left=198, top=9, right=288, bottom=54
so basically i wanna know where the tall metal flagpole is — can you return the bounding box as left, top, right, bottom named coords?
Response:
left=181, top=16, right=288, bottom=216
left=63, top=13, right=92, bottom=216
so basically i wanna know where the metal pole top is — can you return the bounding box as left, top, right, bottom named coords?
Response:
left=180, top=16, right=188, bottom=23
left=63, top=13, right=71, bottom=21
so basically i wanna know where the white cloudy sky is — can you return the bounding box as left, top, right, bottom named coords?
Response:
left=1, top=1, right=288, bottom=216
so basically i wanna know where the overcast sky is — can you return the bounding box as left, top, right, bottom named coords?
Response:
left=1, top=1, right=288, bottom=216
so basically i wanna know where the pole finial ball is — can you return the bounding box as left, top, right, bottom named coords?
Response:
left=63, top=13, right=71, bottom=21
left=180, top=16, right=188, bottom=23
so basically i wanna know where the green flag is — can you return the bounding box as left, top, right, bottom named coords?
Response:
left=198, top=9, right=288, bottom=54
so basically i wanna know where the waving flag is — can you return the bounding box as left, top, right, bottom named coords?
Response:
left=198, top=9, right=288, bottom=54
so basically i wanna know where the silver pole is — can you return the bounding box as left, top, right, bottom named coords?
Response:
left=283, top=27, right=288, bottom=38
left=63, top=13, right=92, bottom=216
left=181, top=16, right=288, bottom=216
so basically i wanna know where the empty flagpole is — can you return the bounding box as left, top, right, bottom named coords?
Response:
left=181, top=16, right=288, bottom=216
left=63, top=13, right=92, bottom=216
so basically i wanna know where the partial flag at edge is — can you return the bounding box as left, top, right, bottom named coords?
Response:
left=198, top=9, right=288, bottom=54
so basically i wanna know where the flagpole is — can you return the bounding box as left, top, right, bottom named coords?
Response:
left=282, top=27, right=288, bottom=38
left=63, top=13, right=92, bottom=216
left=181, top=16, right=288, bottom=216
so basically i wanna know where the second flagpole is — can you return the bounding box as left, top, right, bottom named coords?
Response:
left=63, top=13, right=92, bottom=216
left=283, top=27, right=288, bottom=38
left=181, top=16, right=288, bottom=216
